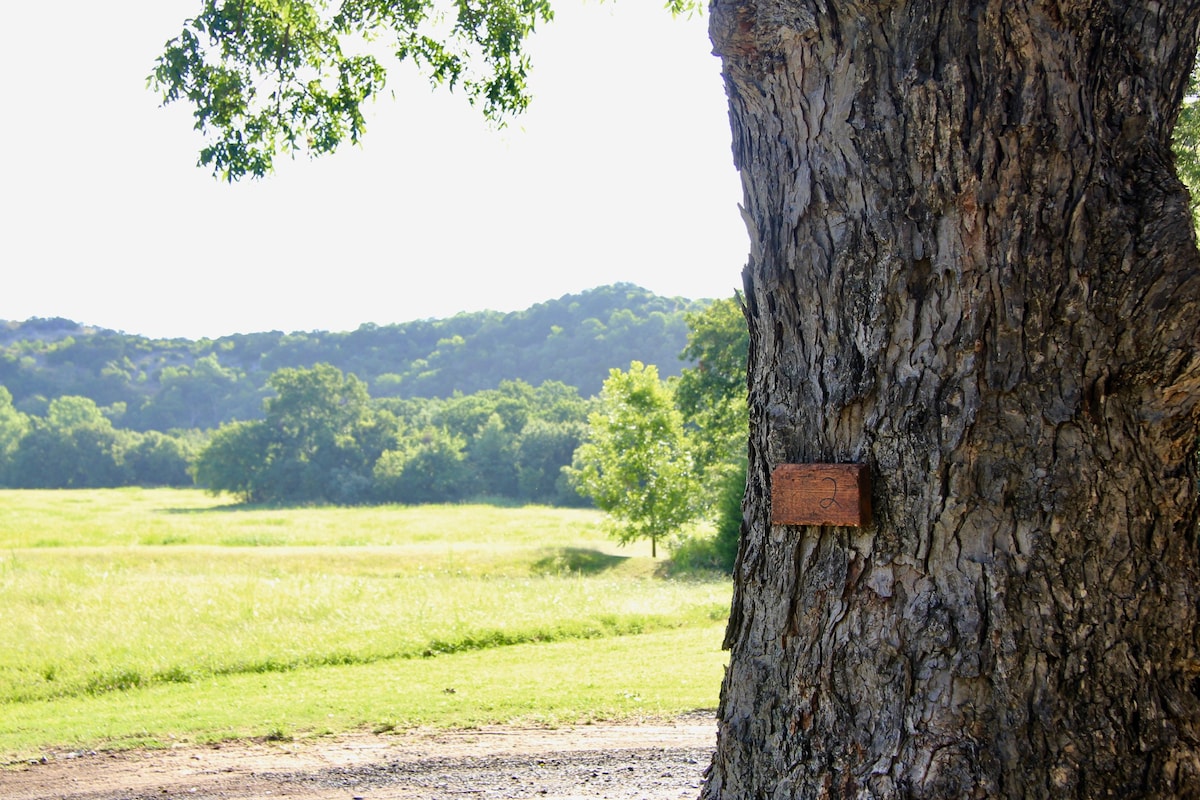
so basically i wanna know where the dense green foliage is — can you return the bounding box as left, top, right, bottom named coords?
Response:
left=0, top=391, right=200, bottom=490
left=673, top=297, right=749, bottom=570
left=0, top=364, right=593, bottom=502
left=0, top=284, right=697, bottom=432
left=193, top=364, right=395, bottom=503
left=568, top=362, right=698, bottom=557
left=0, top=387, right=29, bottom=478
left=675, top=297, right=749, bottom=474
left=191, top=365, right=592, bottom=505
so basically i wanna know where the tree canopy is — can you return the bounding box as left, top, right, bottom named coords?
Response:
left=193, top=364, right=394, bottom=503
left=152, top=0, right=698, bottom=180
left=568, top=361, right=698, bottom=557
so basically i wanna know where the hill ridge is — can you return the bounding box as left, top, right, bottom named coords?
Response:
left=0, top=283, right=709, bottom=432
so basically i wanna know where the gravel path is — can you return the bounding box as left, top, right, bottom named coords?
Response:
left=1, top=715, right=716, bottom=800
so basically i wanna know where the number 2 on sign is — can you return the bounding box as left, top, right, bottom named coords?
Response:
left=819, top=476, right=840, bottom=510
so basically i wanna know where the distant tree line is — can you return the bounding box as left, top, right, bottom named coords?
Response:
left=0, top=374, right=592, bottom=506
left=0, top=388, right=202, bottom=489
left=193, top=370, right=592, bottom=506
left=0, top=295, right=750, bottom=570
left=0, top=284, right=698, bottom=432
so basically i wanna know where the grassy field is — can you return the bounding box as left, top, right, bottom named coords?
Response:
left=0, top=489, right=732, bottom=761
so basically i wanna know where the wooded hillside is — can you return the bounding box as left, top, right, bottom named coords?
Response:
left=0, top=284, right=700, bottom=431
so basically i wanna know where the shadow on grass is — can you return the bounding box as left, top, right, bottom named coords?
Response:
left=161, top=504, right=264, bottom=514
left=532, top=547, right=629, bottom=575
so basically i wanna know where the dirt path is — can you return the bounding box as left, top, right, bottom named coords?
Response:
left=1, top=714, right=716, bottom=800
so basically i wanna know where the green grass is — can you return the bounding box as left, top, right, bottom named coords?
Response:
left=0, top=487, right=619, bottom=549
left=0, top=489, right=731, bottom=762
left=0, top=626, right=728, bottom=758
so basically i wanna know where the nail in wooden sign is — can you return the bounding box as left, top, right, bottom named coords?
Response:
left=771, top=464, right=871, bottom=527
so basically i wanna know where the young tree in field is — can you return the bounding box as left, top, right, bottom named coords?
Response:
left=568, top=362, right=697, bottom=558
left=157, top=2, right=1200, bottom=795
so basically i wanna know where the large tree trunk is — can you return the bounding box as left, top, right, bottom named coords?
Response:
left=703, top=1, right=1200, bottom=797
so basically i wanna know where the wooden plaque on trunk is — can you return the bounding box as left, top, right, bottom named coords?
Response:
left=770, top=464, right=871, bottom=527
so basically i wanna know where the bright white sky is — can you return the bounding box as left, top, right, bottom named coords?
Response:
left=0, top=2, right=747, bottom=340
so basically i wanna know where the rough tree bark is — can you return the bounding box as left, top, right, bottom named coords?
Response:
left=702, top=1, right=1200, bottom=797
